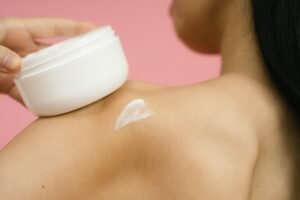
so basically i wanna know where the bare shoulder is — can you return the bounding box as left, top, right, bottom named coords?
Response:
left=0, top=78, right=261, bottom=199
left=0, top=80, right=167, bottom=200
left=100, top=79, right=261, bottom=198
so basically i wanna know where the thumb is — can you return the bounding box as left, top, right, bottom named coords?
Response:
left=0, top=46, right=21, bottom=74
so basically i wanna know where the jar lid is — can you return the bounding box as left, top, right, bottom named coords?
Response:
left=22, top=26, right=114, bottom=71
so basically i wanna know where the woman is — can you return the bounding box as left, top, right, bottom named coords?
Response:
left=0, top=0, right=299, bottom=199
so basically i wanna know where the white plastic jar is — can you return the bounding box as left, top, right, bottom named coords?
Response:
left=14, top=26, right=129, bottom=117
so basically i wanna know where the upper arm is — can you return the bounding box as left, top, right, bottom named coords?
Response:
left=0, top=81, right=163, bottom=199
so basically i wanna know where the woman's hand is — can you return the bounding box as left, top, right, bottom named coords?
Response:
left=0, top=17, right=96, bottom=102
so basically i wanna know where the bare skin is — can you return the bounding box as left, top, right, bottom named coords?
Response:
left=1, top=77, right=299, bottom=199
left=1, top=0, right=300, bottom=199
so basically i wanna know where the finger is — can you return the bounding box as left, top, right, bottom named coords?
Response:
left=34, top=40, right=50, bottom=48
left=0, top=73, right=14, bottom=93
left=20, top=18, right=97, bottom=39
left=8, top=86, right=24, bottom=104
left=0, top=45, right=21, bottom=74
left=32, top=44, right=49, bottom=53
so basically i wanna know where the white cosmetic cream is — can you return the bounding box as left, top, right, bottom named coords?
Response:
left=14, top=26, right=128, bottom=116
left=114, top=99, right=154, bottom=130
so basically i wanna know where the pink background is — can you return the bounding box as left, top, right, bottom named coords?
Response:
left=0, top=0, right=220, bottom=149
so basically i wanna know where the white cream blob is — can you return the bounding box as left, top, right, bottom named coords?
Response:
left=114, top=99, right=154, bottom=130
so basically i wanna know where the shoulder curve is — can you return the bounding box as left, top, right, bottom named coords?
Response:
left=103, top=79, right=260, bottom=169
left=0, top=79, right=261, bottom=199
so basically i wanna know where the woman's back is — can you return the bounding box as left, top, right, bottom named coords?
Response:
left=1, top=74, right=299, bottom=199
left=134, top=74, right=300, bottom=199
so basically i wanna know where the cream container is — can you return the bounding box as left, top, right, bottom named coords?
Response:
left=14, top=26, right=129, bottom=116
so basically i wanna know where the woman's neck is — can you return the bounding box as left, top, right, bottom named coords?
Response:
left=219, top=1, right=274, bottom=88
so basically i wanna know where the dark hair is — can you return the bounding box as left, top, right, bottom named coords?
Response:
left=252, top=0, right=300, bottom=119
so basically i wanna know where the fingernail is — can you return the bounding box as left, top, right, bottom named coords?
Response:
left=79, top=22, right=97, bottom=33
left=0, top=53, right=20, bottom=72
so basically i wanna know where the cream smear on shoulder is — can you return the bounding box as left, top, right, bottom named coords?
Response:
left=114, top=99, right=154, bottom=130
